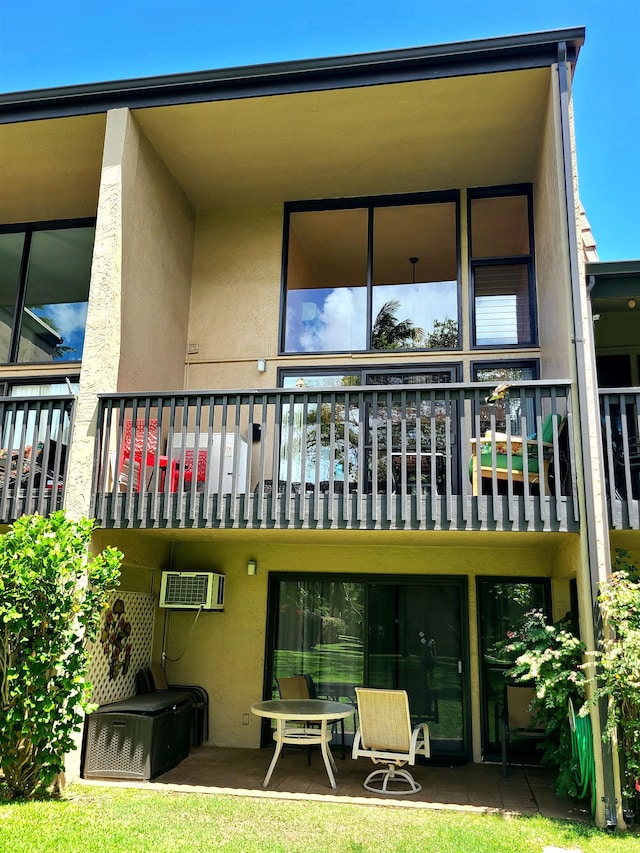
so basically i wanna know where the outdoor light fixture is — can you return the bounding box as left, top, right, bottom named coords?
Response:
left=628, top=298, right=636, bottom=310
left=247, top=560, right=257, bottom=576
left=257, top=358, right=267, bottom=373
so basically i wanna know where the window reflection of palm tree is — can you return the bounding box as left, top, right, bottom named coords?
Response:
left=372, top=300, right=424, bottom=350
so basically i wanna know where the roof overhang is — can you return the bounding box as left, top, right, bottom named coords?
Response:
left=0, top=28, right=584, bottom=124
left=587, top=260, right=640, bottom=297
left=588, top=260, right=640, bottom=317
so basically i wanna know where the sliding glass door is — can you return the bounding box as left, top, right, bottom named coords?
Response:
left=267, top=575, right=469, bottom=760
left=366, top=580, right=467, bottom=756
left=477, top=578, right=551, bottom=760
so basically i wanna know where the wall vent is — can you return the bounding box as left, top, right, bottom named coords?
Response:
left=159, top=571, right=225, bottom=611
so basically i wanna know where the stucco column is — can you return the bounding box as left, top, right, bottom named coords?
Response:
left=64, top=109, right=132, bottom=522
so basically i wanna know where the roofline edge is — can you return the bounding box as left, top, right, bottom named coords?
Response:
left=0, top=27, right=585, bottom=124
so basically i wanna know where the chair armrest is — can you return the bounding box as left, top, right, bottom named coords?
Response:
left=409, top=722, right=430, bottom=759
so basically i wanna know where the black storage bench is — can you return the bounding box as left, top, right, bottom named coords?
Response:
left=82, top=690, right=192, bottom=781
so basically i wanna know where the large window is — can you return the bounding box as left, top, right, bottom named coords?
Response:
left=282, top=194, right=459, bottom=354
left=469, top=189, right=536, bottom=348
left=0, top=220, right=95, bottom=364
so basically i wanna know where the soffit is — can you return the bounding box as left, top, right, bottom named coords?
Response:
left=0, top=114, right=106, bottom=222
left=133, top=67, right=551, bottom=210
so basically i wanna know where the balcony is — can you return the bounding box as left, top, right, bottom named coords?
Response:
left=0, top=393, right=74, bottom=523
left=600, top=389, right=640, bottom=530
left=92, top=382, right=578, bottom=533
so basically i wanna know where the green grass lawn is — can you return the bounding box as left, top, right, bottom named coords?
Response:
left=0, top=785, right=637, bottom=853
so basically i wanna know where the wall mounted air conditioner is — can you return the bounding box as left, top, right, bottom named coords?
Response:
left=159, top=571, right=225, bottom=611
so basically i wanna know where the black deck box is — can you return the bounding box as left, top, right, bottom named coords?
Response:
left=82, top=691, right=192, bottom=781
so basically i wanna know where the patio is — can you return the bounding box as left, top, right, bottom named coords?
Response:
left=82, top=746, right=592, bottom=823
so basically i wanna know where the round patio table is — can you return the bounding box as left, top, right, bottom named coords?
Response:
left=251, top=698, right=355, bottom=789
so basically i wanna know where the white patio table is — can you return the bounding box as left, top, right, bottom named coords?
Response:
left=251, top=698, right=355, bottom=789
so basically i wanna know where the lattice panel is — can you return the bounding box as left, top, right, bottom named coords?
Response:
left=87, top=590, right=155, bottom=706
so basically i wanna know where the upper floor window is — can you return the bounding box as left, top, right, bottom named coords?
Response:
left=469, top=188, right=536, bottom=348
left=0, top=220, right=95, bottom=364
left=282, top=194, right=459, bottom=354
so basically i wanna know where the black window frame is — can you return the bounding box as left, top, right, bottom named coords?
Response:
left=279, top=190, right=461, bottom=356
left=471, top=358, right=540, bottom=438
left=470, top=358, right=540, bottom=383
left=468, top=185, right=537, bottom=350
left=0, top=217, right=96, bottom=366
left=476, top=575, right=552, bottom=760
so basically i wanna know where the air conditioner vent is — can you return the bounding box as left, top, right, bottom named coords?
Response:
left=159, top=571, right=225, bottom=611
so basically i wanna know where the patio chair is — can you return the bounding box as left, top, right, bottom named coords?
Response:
left=276, top=674, right=347, bottom=762
left=117, top=419, right=178, bottom=492
left=352, top=687, right=430, bottom=795
left=500, top=684, right=546, bottom=777
left=469, top=413, right=563, bottom=495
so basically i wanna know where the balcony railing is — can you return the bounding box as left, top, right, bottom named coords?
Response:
left=600, top=389, right=640, bottom=529
left=0, top=394, right=74, bottom=523
left=93, top=381, right=578, bottom=532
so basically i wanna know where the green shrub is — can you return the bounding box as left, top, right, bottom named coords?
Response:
left=0, top=512, right=122, bottom=798
left=593, top=550, right=640, bottom=824
left=499, top=609, right=587, bottom=797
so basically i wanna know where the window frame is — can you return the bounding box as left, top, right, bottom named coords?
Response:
left=279, top=190, right=461, bottom=356
left=471, top=358, right=540, bottom=438
left=0, top=217, right=96, bottom=366
left=467, top=185, right=537, bottom=350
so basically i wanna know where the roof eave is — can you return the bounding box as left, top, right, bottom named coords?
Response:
left=0, top=27, right=585, bottom=124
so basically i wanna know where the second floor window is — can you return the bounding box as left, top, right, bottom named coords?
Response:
left=0, top=220, right=95, bottom=364
left=282, top=194, right=459, bottom=354
left=469, top=188, right=536, bottom=348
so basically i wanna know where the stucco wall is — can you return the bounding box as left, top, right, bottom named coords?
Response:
left=118, top=114, right=194, bottom=392
left=533, top=69, right=574, bottom=380
left=141, top=532, right=580, bottom=760
left=64, top=110, right=130, bottom=519
left=187, top=206, right=283, bottom=389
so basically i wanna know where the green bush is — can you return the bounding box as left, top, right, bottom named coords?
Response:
left=0, top=512, right=122, bottom=798
left=593, top=550, right=640, bottom=824
left=499, top=609, right=587, bottom=797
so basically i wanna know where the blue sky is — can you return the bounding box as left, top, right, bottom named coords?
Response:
left=1, top=0, right=638, bottom=261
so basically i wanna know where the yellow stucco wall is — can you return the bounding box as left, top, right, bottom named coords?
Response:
left=118, top=114, right=194, bottom=392
left=98, top=530, right=580, bottom=762
left=533, top=71, right=574, bottom=381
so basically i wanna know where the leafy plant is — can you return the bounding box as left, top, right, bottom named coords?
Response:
left=592, top=549, right=640, bottom=823
left=497, top=609, right=587, bottom=797
left=0, top=512, right=122, bottom=798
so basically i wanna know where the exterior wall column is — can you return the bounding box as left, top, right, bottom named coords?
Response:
left=64, top=108, right=131, bottom=522
left=556, top=51, right=624, bottom=830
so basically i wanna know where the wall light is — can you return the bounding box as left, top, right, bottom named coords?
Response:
left=257, top=358, right=267, bottom=373
left=628, top=298, right=636, bottom=310
left=247, top=560, right=257, bottom=576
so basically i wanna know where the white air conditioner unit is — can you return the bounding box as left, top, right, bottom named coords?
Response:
left=159, top=571, right=225, bottom=611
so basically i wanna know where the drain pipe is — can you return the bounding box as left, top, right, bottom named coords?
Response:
left=557, top=42, right=618, bottom=830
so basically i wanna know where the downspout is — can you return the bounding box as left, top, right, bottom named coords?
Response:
left=556, top=42, right=618, bottom=830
